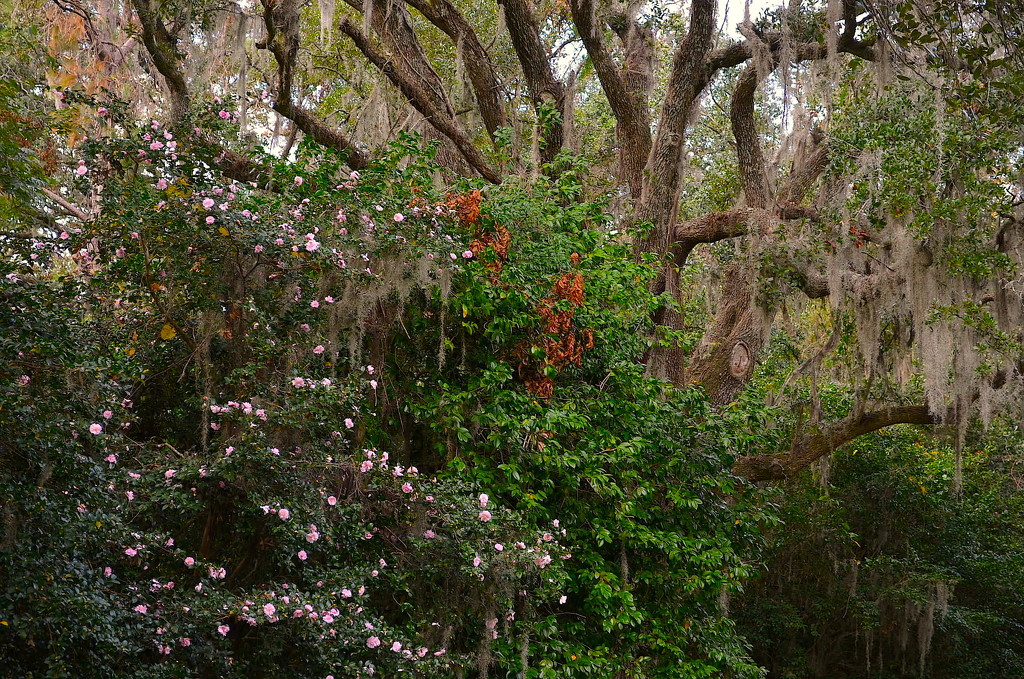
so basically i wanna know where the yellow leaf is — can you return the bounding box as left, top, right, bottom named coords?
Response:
left=127, top=347, right=136, bottom=357
left=218, top=226, right=229, bottom=236
left=160, top=324, right=177, bottom=340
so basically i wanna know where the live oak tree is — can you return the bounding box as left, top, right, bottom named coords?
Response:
left=39, top=0, right=1024, bottom=483
left=2, top=0, right=1024, bottom=676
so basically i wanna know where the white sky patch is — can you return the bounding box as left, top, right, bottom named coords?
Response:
left=720, top=0, right=781, bottom=36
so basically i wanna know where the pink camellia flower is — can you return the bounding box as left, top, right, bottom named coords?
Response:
left=217, top=624, right=230, bottom=636
left=291, top=377, right=305, bottom=388
left=206, top=216, right=216, bottom=224
left=165, top=469, right=176, bottom=479
left=254, top=245, right=264, bottom=253
left=478, top=510, right=492, bottom=522
left=180, top=637, right=191, bottom=647
left=134, top=605, right=147, bottom=614
left=473, top=556, right=482, bottom=567
left=324, top=296, right=334, bottom=303
left=391, top=641, right=402, bottom=652
left=104, top=566, right=113, bottom=577
left=76, top=165, right=88, bottom=176
left=344, top=418, right=355, bottom=429
left=278, top=508, right=291, bottom=520
left=263, top=603, right=276, bottom=617
left=305, top=240, right=319, bottom=252
left=125, top=547, right=137, bottom=557
left=369, top=380, right=378, bottom=389
left=462, top=250, right=474, bottom=259
left=97, top=107, right=108, bottom=115
left=184, top=557, right=195, bottom=566
left=559, top=595, right=568, bottom=604
left=424, top=530, right=436, bottom=539
left=297, top=550, right=307, bottom=561
left=202, top=198, right=215, bottom=209
left=360, top=461, right=372, bottom=472
left=393, top=213, right=404, bottom=222
left=310, top=300, right=319, bottom=308
left=294, top=176, right=303, bottom=186
left=401, top=483, right=413, bottom=494
left=327, top=496, right=337, bottom=506
left=366, top=636, right=381, bottom=648
left=479, top=493, right=488, bottom=508
left=156, top=178, right=168, bottom=190
left=219, top=110, right=230, bottom=119
left=89, top=423, right=103, bottom=435
left=313, top=345, right=325, bottom=355
left=149, top=141, right=164, bottom=150
left=494, top=543, right=504, bottom=551
left=104, top=454, right=117, bottom=463
left=103, top=410, right=113, bottom=419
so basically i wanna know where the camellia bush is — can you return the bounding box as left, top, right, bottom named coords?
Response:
left=0, top=100, right=774, bottom=678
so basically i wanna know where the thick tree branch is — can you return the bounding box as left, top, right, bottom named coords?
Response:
left=261, top=0, right=370, bottom=169
left=733, top=405, right=935, bottom=482
left=343, top=0, right=456, bottom=120
left=498, top=0, right=567, bottom=164
left=568, top=0, right=652, bottom=196
left=131, top=0, right=189, bottom=124
left=730, top=65, right=771, bottom=209
left=338, top=19, right=500, bottom=183
left=41, top=187, right=91, bottom=222
left=403, top=0, right=507, bottom=142
left=636, top=0, right=717, bottom=254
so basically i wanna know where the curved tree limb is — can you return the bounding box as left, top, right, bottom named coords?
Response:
left=131, top=0, right=189, bottom=124
left=733, top=405, right=935, bottom=481
left=338, top=18, right=500, bottom=183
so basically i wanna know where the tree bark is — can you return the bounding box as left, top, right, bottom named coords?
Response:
left=733, top=406, right=936, bottom=481
left=498, top=0, right=567, bottom=165
left=403, top=0, right=508, bottom=142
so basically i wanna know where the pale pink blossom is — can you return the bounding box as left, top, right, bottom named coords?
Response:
left=294, top=176, right=304, bottom=186
left=478, top=510, right=492, bottom=522
left=366, top=636, right=381, bottom=648
left=297, top=550, right=308, bottom=561
left=278, top=508, right=291, bottom=520
left=313, top=345, right=325, bottom=354
left=345, top=418, right=355, bottom=429
left=89, top=423, right=103, bottom=435
left=479, top=493, right=488, bottom=508
left=327, top=496, right=337, bottom=506
left=202, top=198, right=215, bottom=209
left=263, top=603, right=276, bottom=617
left=218, top=624, right=230, bottom=636
left=103, top=410, right=113, bottom=419
left=184, top=557, right=195, bottom=566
